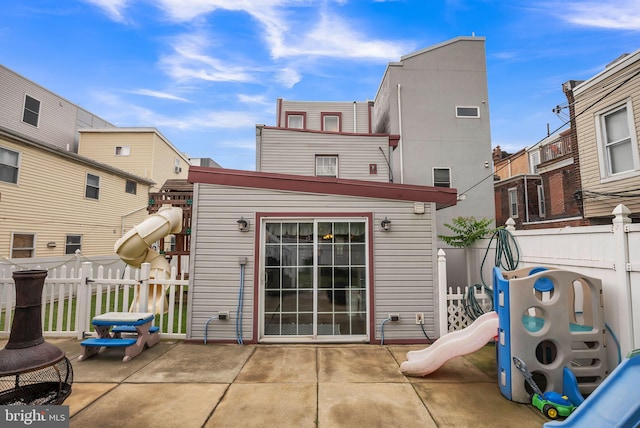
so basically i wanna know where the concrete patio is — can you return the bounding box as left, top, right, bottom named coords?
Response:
left=31, top=339, right=548, bottom=427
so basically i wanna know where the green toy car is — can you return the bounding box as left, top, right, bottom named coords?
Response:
left=531, top=390, right=576, bottom=419
left=513, top=356, right=577, bottom=419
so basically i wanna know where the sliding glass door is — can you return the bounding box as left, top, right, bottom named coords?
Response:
left=262, top=219, right=368, bottom=341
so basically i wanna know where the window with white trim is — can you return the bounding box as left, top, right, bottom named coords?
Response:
left=85, top=173, right=100, bottom=200
left=537, top=185, right=546, bottom=217
left=433, top=167, right=451, bottom=187
left=508, top=188, right=518, bottom=218
left=0, top=147, right=20, bottom=184
left=596, top=100, right=640, bottom=178
left=322, top=113, right=340, bottom=132
left=11, top=233, right=35, bottom=258
left=316, top=155, right=338, bottom=177
left=115, top=146, right=130, bottom=156
left=286, top=113, right=305, bottom=129
left=22, top=95, right=41, bottom=127
left=456, top=106, right=480, bottom=118
left=125, top=179, right=137, bottom=194
left=65, top=234, right=82, bottom=255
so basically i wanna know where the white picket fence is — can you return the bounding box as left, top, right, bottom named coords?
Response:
left=0, top=261, right=188, bottom=340
left=445, top=286, right=493, bottom=332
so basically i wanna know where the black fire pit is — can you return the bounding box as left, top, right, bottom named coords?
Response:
left=0, top=270, right=73, bottom=405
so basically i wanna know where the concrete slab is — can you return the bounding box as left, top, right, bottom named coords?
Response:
left=70, top=383, right=227, bottom=428
left=65, top=383, right=117, bottom=417
left=318, top=346, right=407, bottom=383
left=126, top=343, right=254, bottom=383
left=235, top=346, right=317, bottom=383
left=414, top=381, right=547, bottom=428
left=319, top=382, right=437, bottom=427
left=70, top=342, right=175, bottom=383
left=205, top=383, right=317, bottom=428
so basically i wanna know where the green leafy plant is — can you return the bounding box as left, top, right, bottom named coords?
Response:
left=438, top=216, right=495, bottom=248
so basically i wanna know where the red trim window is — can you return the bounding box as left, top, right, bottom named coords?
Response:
left=285, top=111, right=306, bottom=129
left=321, top=112, right=342, bottom=132
left=316, top=155, right=338, bottom=177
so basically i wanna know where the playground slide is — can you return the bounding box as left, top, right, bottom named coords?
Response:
left=544, top=352, right=640, bottom=428
left=114, top=206, right=183, bottom=313
left=400, top=311, right=499, bottom=377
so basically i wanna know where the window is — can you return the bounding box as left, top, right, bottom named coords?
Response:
left=322, top=113, right=341, bottom=132
left=286, top=112, right=305, bottom=129
left=22, top=95, right=41, bottom=127
left=530, top=151, right=540, bottom=174
left=0, top=147, right=20, bottom=184
left=65, top=235, right=82, bottom=255
left=11, top=233, right=34, bottom=258
left=456, top=106, right=480, bottom=118
left=316, top=156, right=338, bottom=177
left=433, top=168, right=451, bottom=187
left=85, top=173, right=100, bottom=199
left=115, top=146, right=130, bottom=156
left=597, top=101, right=639, bottom=178
left=537, top=185, right=546, bottom=217
left=508, top=188, right=518, bottom=218
left=125, top=179, right=137, bottom=194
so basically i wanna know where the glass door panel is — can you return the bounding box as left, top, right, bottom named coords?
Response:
left=263, top=220, right=367, bottom=339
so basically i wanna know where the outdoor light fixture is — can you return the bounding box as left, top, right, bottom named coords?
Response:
left=237, top=217, right=249, bottom=232
left=380, top=217, right=391, bottom=231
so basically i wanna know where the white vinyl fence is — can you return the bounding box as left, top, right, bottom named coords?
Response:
left=0, top=261, right=188, bottom=340
left=441, top=204, right=639, bottom=363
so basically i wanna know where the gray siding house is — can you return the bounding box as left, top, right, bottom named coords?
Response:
left=186, top=167, right=457, bottom=343
left=373, top=36, right=494, bottom=284
left=0, top=65, right=114, bottom=153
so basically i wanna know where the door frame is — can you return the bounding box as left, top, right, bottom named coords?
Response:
left=254, top=212, right=375, bottom=343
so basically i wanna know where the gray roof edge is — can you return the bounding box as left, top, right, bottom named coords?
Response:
left=400, top=36, right=485, bottom=61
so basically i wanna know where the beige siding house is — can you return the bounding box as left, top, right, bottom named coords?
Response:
left=78, top=128, right=190, bottom=192
left=0, top=127, right=153, bottom=259
left=572, top=49, right=640, bottom=220
left=186, top=166, right=457, bottom=344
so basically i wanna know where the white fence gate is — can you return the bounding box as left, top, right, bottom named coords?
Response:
left=0, top=261, right=188, bottom=340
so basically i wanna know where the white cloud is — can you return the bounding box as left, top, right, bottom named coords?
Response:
left=275, top=67, right=302, bottom=88
left=83, top=0, right=130, bottom=22
left=92, top=90, right=262, bottom=130
left=237, top=94, right=270, bottom=105
left=567, top=2, right=640, bottom=30
left=160, top=32, right=256, bottom=83
left=129, top=89, right=191, bottom=102
left=545, top=1, right=640, bottom=30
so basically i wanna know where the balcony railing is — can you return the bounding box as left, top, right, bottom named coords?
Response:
left=540, top=134, right=572, bottom=163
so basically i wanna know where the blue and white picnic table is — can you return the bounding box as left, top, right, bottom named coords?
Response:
left=78, top=312, right=160, bottom=362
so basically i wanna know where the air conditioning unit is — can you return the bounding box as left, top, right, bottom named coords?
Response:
left=174, top=166, right=182, bottom=173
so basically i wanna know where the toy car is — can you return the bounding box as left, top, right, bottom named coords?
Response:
left=513, top=356, right=577, bottom=419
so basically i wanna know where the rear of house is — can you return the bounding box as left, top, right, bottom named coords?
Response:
left=186, top=166, right=457, bottom=343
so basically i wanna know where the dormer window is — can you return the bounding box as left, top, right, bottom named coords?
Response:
left=286, top=112, right=305, bottom=129
left=322, top=113, right=341, bottom=132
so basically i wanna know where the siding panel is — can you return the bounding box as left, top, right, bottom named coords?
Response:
left=189, top=184, right=438, bottom=343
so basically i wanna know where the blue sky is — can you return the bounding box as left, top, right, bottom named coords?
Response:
left=2, top=0, right=639, bottom=170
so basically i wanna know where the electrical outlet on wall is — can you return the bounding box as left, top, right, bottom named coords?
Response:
left=415, top=313, right=424, bottom=325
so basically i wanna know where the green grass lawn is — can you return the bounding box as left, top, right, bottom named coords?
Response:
left=1, top=289, right=188, bottom=334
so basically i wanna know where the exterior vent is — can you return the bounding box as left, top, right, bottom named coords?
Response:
left=174, top=166, right=182, bottom=174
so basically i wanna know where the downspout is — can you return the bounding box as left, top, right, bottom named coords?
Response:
left=397, top=84, right=404, bottom=184
left=353, top=101, right=357, bottom=132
